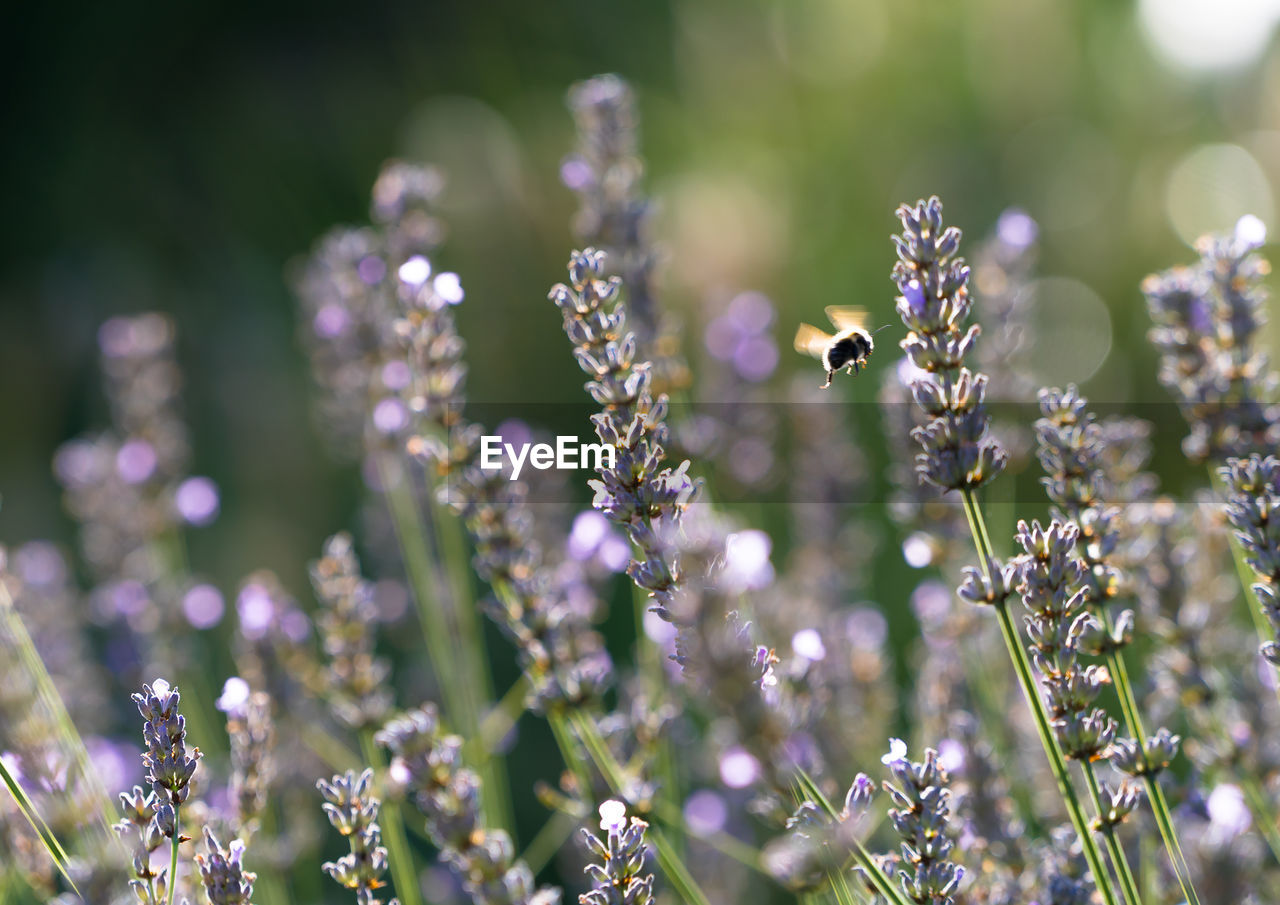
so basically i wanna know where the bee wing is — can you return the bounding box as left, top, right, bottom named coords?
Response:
left=793, top=323, right=833, bottom=358
left=824, top=306, right=870, bottom=332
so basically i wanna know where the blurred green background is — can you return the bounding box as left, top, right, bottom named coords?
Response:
left=6, top=0, right=1280, bottom=681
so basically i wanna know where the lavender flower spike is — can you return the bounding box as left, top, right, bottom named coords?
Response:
left=580, top=799, right=655, bottom=905
left=1014, top=520, right=1118, bottom=763
left=883, top=745, right=965, bottom=905
left=114, top=784, right=166, bottom=904
left=317, top=768, right=400, bottom=905
left=549, top=249, right=699, bottom=610
left=565, top=76, right=658, bottom=346
left=1220, top=455, right=1280, bottom=666
left=195, top=827, right=256, bottom=905
left=1144, top=220, right=1277, bottom=463
left=376, top=705, right=560, bottom=905
left=892, top=197, right=1007, bottom=491
left=132, top=678, right=201, bottom=839
left=310, top=532, right=393, bottom=729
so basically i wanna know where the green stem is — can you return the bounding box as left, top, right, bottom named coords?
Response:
left=827, top=863, right=859, bottom=905
left=379, top=456, right=466, bottom=725
left=472, top=676, right=531, bottom=754
left=360, top=731, right=423, bottom=905
left=960, top=489, right=1122, bottom=905
left=429, top=493, right=513, bottom=833
left=793, top=768, right=913, bottom=905
left=0, top=585, right=116, bottom=843
left=166, top=808, right=180, bottom=905
left=631, top=580, right=683, bottom=857
left=0, top=752, right=79, bottom=895
left=1081, top=760, right=1143, bottom=905
left=381, top=457, right=511, bottom=835
left=565, top=711, right=713, bottom=905
left=568, top=710, right=628, bottom=792
left=649, top=826, right=713, bottom=905
left=518, top=811, right=576, bottom=877
left=1101, top=618, right=1202, bottom=905
left=548, top=710, right=595, bottom=801
left=1145, top=778, right=1200, bottom=905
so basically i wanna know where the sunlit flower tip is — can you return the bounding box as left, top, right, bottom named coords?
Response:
left=791, top=628, right=826, bottom=661
left=881, top=737, right=908, bottom=766
left=720, top=747, right=762, bottom=789
left=397, top=255, right=431, bottom=286
left=175, top=476, right=220, bottom=526
left=724, top=529, right=774, bottom=590
left=1207, top=784, right=1251, bottom=838
left=151, top=678, right=171, bottom=697
left=1236, top=213, right=1267, bottom=247
left=598, top=799, right=628, bottom=832
left=996, top=207, right=1039, bottom=249
left=840, top=773, right=874, bottom=822
left=215, top=677, right=251, bottom=715
left=752, top=645, right=780, bottom=689
left=902, top=279, right=927, bottom=314
left=116, top=439, right=157, bottom=484
left=936, top=738, right=966, bottom=774
left=902, top=533, right=935, bottom=568
left=433, top=272, right=465, bottom=304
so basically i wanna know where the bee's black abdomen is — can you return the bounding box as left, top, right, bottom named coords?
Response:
left=823, top=333, right=870, bottom=373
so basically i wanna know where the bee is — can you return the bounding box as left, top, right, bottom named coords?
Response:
left=794, top=306, right=879, bottom=389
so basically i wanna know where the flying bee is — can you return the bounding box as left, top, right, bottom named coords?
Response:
left=794, top=306, right=882, bottom=389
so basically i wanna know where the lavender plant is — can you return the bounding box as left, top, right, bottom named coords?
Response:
left=309, top=533, right=394, bottom=732
left=579, top=800, right=654, bottom=905
left=375, top=706, right=559, bottom=905
left=224, top=689, right=275, bottom=841
left=1220, top=455, right=1280, bottom=667
left=18, top=65, right=1280, bottom=905
left=881, top=744, right=964, bottom=905
left=317, top=769, right=400, bottom=905
left=123, top=679, right=202, bottom=905
left=564, top=75, right=688, bottom=395
left=1035, top=386, right=1200, bottom=904
left=1143, top=219, right=1277, bottom=464
left=893, top=196, right=1122, bottom=904
left=194, top=828, right=256, bottom=905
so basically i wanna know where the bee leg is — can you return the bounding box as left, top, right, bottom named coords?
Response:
left=821, top=370, right=833, bottom=389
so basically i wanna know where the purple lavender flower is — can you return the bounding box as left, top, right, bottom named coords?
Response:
left=115, top=783, right=166, bottom=902
left=1220, top=455, right=1280, bottom=666
left=132, top=679, right=200, bottom=838
left=1013, top=521, right=1116, bottom=763
left=375, top=706, right=559, bottom=905
left=891, top=197, right=1007, bottom=492
left=294, top=162, right=445, bottom=463
left=317, top=768, right=400, bottom=905
left=579, top=800, right=654, bottom=905
left=1144, top=222, right=1278, bottom=463
left=195, top=827, right=256, bottom=905
left=548, top=249, right=698, bottom=613
left=397, top=260, right=613, bottom=711
left=882, top=745, right=965, bottom=905
left=1035, top=386, right=1131, bottom=653
left=565, top=75, right=657, bottom=347
left=309, top=532, right=394, bottom=729
left=224, top=689, right=274, bottom=840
